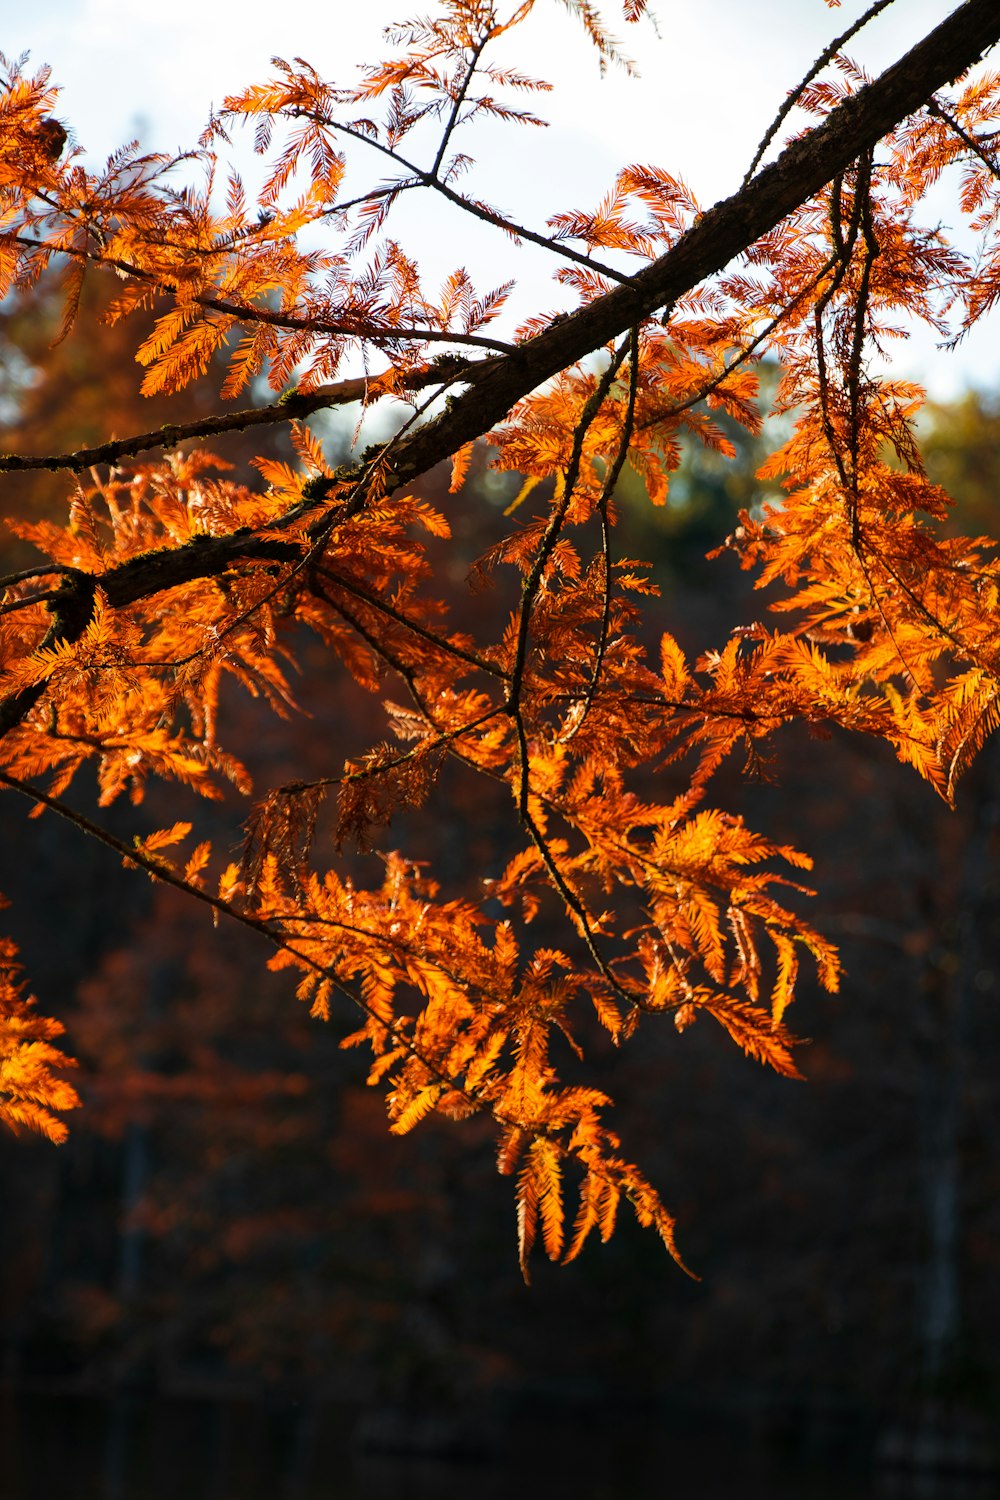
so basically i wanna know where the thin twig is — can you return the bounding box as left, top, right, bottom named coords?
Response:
left=0, top=766, right=497, bottom=1121
left=638, top=252, right=840, bottom=432
left=0, top=590, right=62, bottom=616
left=5, top=232, right=516, bottom=353
left=283, top=705, right=505, bottom=794
left=0, top=358, right=478, bottom=475
left=313, top=562, right=508, bottom=680
left=742, top=0, right=898, bottom=187
left=431, top=30, right=490, bottom=179
left=928, top=95, right=1000, bottom=184
left=567, top=324, right=641, bottom=737
left=506, top=338, right=632, bottom=743
left=294, top=107, right=636, bottom=286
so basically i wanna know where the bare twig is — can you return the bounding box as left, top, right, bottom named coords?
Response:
left=741, top=0, right=898, bottom=187
left=927, top=94, right=1000, bottom=183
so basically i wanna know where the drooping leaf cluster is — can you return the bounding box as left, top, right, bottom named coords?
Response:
left=0, top=922, right=79, bottom=1143
left=1, top=0, right=999, bottom=1276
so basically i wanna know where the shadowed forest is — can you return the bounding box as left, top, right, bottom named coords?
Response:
left=1, top=272, right=999, bottom=1498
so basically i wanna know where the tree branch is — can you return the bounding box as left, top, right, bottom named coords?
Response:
left=375, top=0, right=999, bottom=492
left=0, top=530, right=304, bottom=739
left=0, top=357, right=475, bottom=474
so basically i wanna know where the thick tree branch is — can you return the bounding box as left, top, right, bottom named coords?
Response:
left=0, top=530, right=304, bottom=739
left=373, top=0, right=999, bottom=492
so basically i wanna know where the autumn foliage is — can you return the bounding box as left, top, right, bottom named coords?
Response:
left=1, top=0, right=1000, bottom=1280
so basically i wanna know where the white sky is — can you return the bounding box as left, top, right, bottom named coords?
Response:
left=6, top=0, right=999, bottom=399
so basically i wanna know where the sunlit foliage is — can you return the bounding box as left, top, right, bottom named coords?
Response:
left=1, top=1, right=999, bottom=1275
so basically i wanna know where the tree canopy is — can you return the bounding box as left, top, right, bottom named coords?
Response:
left=1, top=0, right=999, bottom=1279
